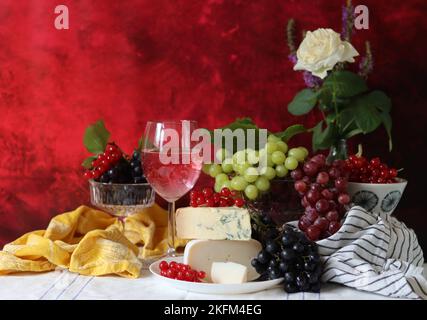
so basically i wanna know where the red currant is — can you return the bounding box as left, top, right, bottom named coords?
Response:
left=234, top=198, right=245, bottom=207
left=202, top=187, right=214, bottom=198
left=159, top=261, right=169, bottom=271
left=197, top=271, right=206, bottom=279
left=196, top=195, right=205, bottom=206
left=205, top=198, right=215, bottom=207
left=220, top=187, right=231, bottom=197
left=190, top=200, right=198, bottom=208
left=219, top=198, right=228, bottom=207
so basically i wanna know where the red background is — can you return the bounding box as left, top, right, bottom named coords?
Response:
left=0, top=0, right=426, bottom=253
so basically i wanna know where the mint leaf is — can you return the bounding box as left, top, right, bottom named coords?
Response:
left=288, top=89, right=318, bottom=115
left=275, top=124, right=307, bottom=142
left=83, top=120, right=110, bottom=154
left=81, top=155, right=97, bottom=169
left=323, top=71, right=368, bottom=98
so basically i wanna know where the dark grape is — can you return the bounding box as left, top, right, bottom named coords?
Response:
left=257, top=250, right=270, bottom=264
left=284, top=283, right=299, bottom=293
left=281, top=234, right=295, bottom=247
left=284, top=272, right=295, bottom=284
left=280, top=248, right=295, bottom=261
left=266, top=240, right=280, bottom=254
left=292, top=242, right=304, bottom=253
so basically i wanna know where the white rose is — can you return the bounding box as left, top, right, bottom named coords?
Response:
left=294, top=28, right=359, bottom=79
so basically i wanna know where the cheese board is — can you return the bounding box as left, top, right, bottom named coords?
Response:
left=149, top=257, right=283, bottom=295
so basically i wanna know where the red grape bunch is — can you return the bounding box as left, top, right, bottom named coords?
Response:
left=291, top=154, right=350, bottom=241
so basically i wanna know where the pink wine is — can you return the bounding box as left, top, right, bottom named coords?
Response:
left=142, top=150, right=202, bottom=202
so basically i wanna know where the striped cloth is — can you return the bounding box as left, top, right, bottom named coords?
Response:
left=317, top=206, right=427, bottom=299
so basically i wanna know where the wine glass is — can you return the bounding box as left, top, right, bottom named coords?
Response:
left=141, top=120, right=202, bottom=256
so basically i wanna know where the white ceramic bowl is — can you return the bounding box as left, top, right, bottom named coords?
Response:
left=347, top=178, right=407, bottom=215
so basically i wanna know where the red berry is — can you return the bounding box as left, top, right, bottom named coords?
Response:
left=326, top=210, right=339, bottom=222
left=196, top=195, right=205, bottom=206
left=328, top=221, right=341, bottom=234
left=380, top=169, right=389, bottom=179
left=316, top=172, right=330, bottom=185
left=335, top=177, right=348, bottom=192
left=83, top=171, right=93, bottom=179
left=190, top=200, right=198, bottom=208
left=213, top=193, right=221, bottom=204
left=166, top=268, right=177, bottom=279
left=205, top=198, right=215, bottom=207
left=202, top=187, right=214, bottom=198
left=227, top=197, right=235, bottom=206
left=234, top=198, right=245, bottom=207
left=230, top=190, right=238, bottom=197
left=306, top=225, right=321, bottom=241
left=219, top=198, right=228, bottom=207
left=220, top=187, right=231, bottom=197
left=169, top=261, right=178, bottom=269
left=160, top=270, right=167, bottom=277
left=197, top=271, right=206, bottom=279
left=176, top=271, right=185, bottom=280
left=159, top=261, right=169, bottom=271
left=370, top=157, right=381, bottom=168
left=185, top=270, right=196, bottom=282
left=189, top=190, right=199, bottom=200
left=389, top=168, right=398, bottom=178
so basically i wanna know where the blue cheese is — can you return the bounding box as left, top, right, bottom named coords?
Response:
left=175, top=207, right=251, bottom=240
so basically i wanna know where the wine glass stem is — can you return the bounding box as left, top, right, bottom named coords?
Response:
left=167, top=201, right=176, bottom=256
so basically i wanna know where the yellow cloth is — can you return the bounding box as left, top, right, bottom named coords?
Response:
left=0, top=204, right=186, bottom=278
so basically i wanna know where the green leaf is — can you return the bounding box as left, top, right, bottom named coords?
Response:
left=379, top=111, right=393, bottom=151
left=275, top=124, right=307, bottom=142
left=81, top=155, right=97, bottom=169
left=312, top=122, right=338, bottom=151
left=323, top=71, right=368, bottom=98
left=83, top=120, right=110, bottom=154
left=288, top=89, right=318, bottom=115
left=349, top=91, right=392, bottom=134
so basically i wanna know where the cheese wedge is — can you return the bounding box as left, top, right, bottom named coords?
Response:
left=183, top=239, right=262, bottom=282
left=175, top=207, right=251, bottom=240
left=211, top=262, right=248, bottom=284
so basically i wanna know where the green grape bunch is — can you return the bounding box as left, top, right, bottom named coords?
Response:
left=203, top=135, right=309, bottom=200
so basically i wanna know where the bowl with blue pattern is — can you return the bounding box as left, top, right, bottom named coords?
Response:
left=347, top=178, right=407, bottom=215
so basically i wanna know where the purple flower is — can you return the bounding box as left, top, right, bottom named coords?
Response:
left=303, top=71, right=323, bottom=88
left=288, top=54, right=297, bottom=65
left=341, top=3, right=355, bottom=41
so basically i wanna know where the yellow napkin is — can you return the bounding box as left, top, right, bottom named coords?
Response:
left=0, top=204, right=186, bottom=278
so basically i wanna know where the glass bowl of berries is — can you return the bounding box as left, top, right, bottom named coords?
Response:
left=345, top=155, right=407, bottom=215
left=86, top=146, right=155, bottom=218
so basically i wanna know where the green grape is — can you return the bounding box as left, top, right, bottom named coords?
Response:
left=231, top=176, right=248, bottom=191
left=298, top=146, right=309, bottom=158
left=244, top=184, right=259, bottom=200
left=275, top=165, right=288, bottom=178
left=221, top=158, right=233, bottom=173
left=266, top=142, right=278, bottom=154
left=284, top=156, right=298, bottom=170
left=288, top=148, right=305, bottom=162
left=271, top=151, right=286, bottom=165
left=221, top=180, right=232, bottom=190
left=209, top=164, right=223, bottom=177
left=216, top=148, right=230, bottom=162
left=267, top=135, right=281, bottom=143
left=244, top=167, right=259, bottom=183
left=215, top=173, right=229, bottom=185
left=260, top=166, right=276, bottom=180
left=233, top=150, right=246, bottom=164
left=276, top=141, right=288, bottom=153
left=255, top=177, right=270, bottom=192
left=214, top=182, right=222, bottom=193
left=202, top=164, right=211, bottom=175
left=236, top=162, right=250, bottom=175
left=246, top=149, right=259, bottom=165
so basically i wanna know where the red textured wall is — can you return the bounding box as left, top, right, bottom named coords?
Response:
left=0, top=0, right=426, bottom=251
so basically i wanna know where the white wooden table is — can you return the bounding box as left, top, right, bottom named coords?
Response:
left=0, top=264, right=425, bottom=300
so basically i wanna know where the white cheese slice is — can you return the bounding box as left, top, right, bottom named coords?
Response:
left=183, top=239, right=262, bottom=282
left=211, top=262, right=248, bottom=284
left=175, top=207, right=251, bottom=240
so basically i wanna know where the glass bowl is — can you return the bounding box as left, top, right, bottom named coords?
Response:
left=89, top=179, right=156, bottom=218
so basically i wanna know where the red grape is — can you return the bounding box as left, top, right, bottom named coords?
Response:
left=291, top=168, right=304, bottom=181
left=294, top=180, right=308, bottom=193
left=311, top=154, right=326, bottom=167
left=306, top=190, right=321, bottom=205
left=305, top=206, right=319, bottom=222
left=338, top=193, right=350, bottom=205
left=335, top=177, right=348, bottom=191
left=321, top=189, right=333, bottom=200
left=316, top=172, right=329, bottom=185
left=306, top=225, right=321, bottom=241
left=303, top=162, right=318, bottom=177
left=328, top=221, right=341, bottom=234
left=314, top=217, right=329, bottom=232
left=326, top=210, right=339, bottom=222
left=315, top=199, right=329, bottom=213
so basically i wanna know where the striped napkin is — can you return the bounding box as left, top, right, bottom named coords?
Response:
left=317, top=206, right=427, bottom=299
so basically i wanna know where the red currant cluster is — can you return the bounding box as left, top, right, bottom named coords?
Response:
left=159, top=261, right=206, bottom=282
left=291, top=154, right=350, bottom=241
left=345, top=155, right=398, bottom=183
left=83, top=143, right=122, bottom=180
left=189, top=187, right=245, bottom=208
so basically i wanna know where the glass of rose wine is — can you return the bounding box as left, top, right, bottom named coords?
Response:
left=141, top=120, right=202, bottom=256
